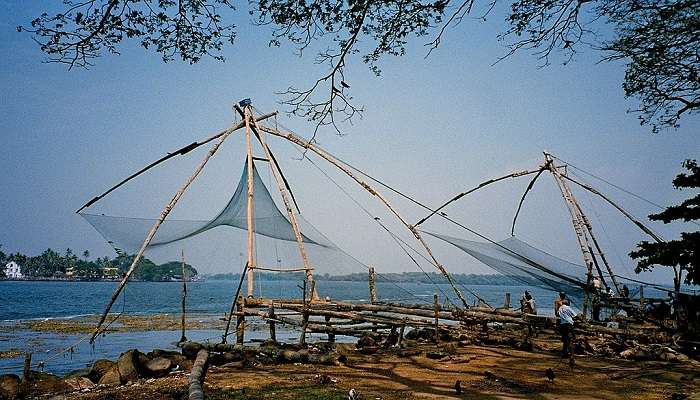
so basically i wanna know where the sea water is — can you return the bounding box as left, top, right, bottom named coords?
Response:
left=0, top=280, right=658, bottom=376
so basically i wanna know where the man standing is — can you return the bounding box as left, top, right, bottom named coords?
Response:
left=558, top=299, right=578, bottom=357
left=554, top=292, right=566, bottom=317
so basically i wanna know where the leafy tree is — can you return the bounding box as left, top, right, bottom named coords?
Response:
left=83, top=249, right=90, bottom=259
left=21, top=0, right=699, bottom=134
left=630, top=160, right=700, bottom=290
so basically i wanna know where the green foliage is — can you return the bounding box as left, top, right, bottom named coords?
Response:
left=207, top=271, right=539, bottom=285
left=0, top=246, right=198, bottom=281
left=630, top=160, right=700, bottom=286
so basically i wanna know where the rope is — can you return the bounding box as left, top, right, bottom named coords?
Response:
left=551, top=154, right=700, bottom=228
left=297, top=150, right=434, bottom=305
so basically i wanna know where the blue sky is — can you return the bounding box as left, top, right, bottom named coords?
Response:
left=0, top=1, right=698, bottom=286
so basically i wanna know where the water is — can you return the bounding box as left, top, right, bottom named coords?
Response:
left=0, top=280, right=557, bottom=320
left=0, top=279, right=587, bottom=376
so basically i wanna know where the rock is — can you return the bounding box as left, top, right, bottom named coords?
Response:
left=144, top=357, right=172, bottom=378
left=0, top=374, right=20, bottom=399
left=442, top=342, right=458, bottom=355
left=181, top=342, right=204, bottom=359
left=27, top=371, right=71, bottom=395
left=619, top=349, right=635, bottom=359
left=64, top=368, right=91, bottom=379
left=63, top=377, right=95, bottom=390
left=88, top=359, right=115, bottom=383
left=147, top=349, right=181, bottom=359
left=97, top=367, right=121, bottom=386
left=356, top=335, right=376, bottom=349
left=117, top=349, right=142, bottom=383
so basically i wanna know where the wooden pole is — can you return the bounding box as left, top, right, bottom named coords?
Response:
left=511, top=167, right=546, bottom=235
left=76, top=112, right=277, bottom=213
left=268, top=302, right=277, bottom=342
left=325, top=315, right=335, bottom=344
left=544, top=152, right=595, bottom=319
left=504, top=292, right=511, bottom=310
left=368, top=266, right=378, bottom=304
left=222, top=263, right=248, bottom=344
left=398, top=322, right=406, bottom=347
left=244, top=107, right=256, bottom=298
left=639, top=285, right=644, bottom=311
left=188, top=349, right=208, bottom=400
left=236, top=295, right=245, bottom=345
left=416, top=168, right=542, bottom=227
left=180, top=249, right=187, bottom=343
left=22, top=352, right=31, bottom=384
left=90, top=121, right=238, bottom=342
left=260, top=124, right=471, bottom=309
left=434, top=294, right=440, bottom=344
left=246, top=110, right=317, bottom=300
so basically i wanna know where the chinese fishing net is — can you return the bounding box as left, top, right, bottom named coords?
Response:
left=424, top=231, right=586, bottom=294
left=80, top=161, right=367, bottom=289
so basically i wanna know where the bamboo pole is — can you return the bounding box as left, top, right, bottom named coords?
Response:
left=368, top=266, right=378, bottom=304
left=562, top=174, right=673, bottom=290
left=76, top=112, right=277, bottom=213
left=180, top=249, right=187, bottom=343
left=244, top=107, right=256, bottom=298
left=511, top=167, right=546, bottom=235
left=259, top=124, right=471, bottom=309
left=90, top=123, right=238, bottom=343
left=236, top=295, right=245, bottom=344
left=503, top=293, right=511, bottom=310
left=268, top=302, right=277, bottom=342
left=566, top=186, right=621, bottom=294
left=222, top=263, right=248, bottom=344
left=433, top=294, right=440, bottom=343
left=416, top=168, right=542, bottom=227
left=544, top=152, right=595, bottom=319
left=245, top=108, right=318, bottom=300
left=325, top=315, right=335, bottom=343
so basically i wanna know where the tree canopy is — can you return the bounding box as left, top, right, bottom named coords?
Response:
left=20, top=0, right=700, bottom=134
left=630, top=160, right=700, bottom=288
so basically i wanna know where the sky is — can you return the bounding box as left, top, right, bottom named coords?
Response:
left=0, top=1, right=698, bottom=287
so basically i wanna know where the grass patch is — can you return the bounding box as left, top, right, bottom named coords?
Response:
left=203, top=384, right=348, bottom=400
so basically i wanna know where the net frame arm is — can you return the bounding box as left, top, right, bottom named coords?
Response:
left=415, top=168, right=541, bottom=227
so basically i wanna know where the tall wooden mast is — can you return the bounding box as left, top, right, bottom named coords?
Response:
left=244, top=105, right=256, bottom=297
left=544, top=152, right=596, bottom=317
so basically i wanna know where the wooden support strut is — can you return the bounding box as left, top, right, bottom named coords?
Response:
left=244, top=107, right=318, bottom=300
left=180, top=249, right=187, bottom=343
left=90, top=119, right=239, bottom=343
left=544, top=152, right=596, bottom=319
left=416, top=168, right=541, bottom=227
left=259, top=124, right=471, bottom=309
left=244, top=108, right=256, bottom=298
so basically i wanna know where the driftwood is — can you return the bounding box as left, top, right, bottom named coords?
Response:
left=188, top=349, right=208, bottom=400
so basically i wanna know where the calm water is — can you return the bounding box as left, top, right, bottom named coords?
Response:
left=0, top=280, right=561, bottom=320
left=0, top=279, right=580, bottom=376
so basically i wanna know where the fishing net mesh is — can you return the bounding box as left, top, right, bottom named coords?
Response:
left=80, top=161, right=367, bottom=280
left=425, top=231, right=585, bottom=293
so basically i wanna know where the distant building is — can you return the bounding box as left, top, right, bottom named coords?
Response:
left=102, top=266, right=119, bottom=279
left=4, top=261, right=23, bottom=279
left=65, top=266, right=76, bottom=278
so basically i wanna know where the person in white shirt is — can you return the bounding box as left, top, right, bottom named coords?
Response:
left=558, top=299, right=578, bottom=356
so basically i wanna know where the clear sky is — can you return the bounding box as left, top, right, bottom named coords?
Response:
left=1, top=1, right=698, bottom=286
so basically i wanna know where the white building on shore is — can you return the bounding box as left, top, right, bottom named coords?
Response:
left=4, top=261, right=23, bottom=279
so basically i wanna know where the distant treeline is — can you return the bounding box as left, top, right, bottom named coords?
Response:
left=206, top=271, right=538, bottom=286
left=0, top=245, right=197, bottom=281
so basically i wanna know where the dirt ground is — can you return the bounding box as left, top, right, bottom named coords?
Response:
left=55, top=338, right=700, bottom=400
